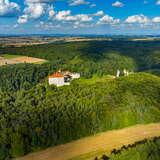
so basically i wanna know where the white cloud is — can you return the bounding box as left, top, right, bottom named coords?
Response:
left=112, top=1, right=124, bottom=7
left=0, top=0, right=20, bottom=16
left=76, top=14, right=92, bottom=22
left=49, top=10, right=94, bottom=29
left=17, top=15, right=28, bottom=24
left=36, top=21, right=61, bottom=30
left=69, top=0, right=89, bottom=6
left=152, top=17, right=160, bottom=23
left=125, top=14, right=150, bottom=24
left=48, top=6, right=55, bottom=18
left=55, top=10, right=92, bottom=22
left=98, top=15, right=120, bottom=25
left=55, top=10, right=75, bottom=21
left=94, top=11, right=104, bottom=16
left=18, top=0, right=54, bottom=24
left=24, top=3, right=46, bottom=19
left=156, top=0, right=160, bottom=5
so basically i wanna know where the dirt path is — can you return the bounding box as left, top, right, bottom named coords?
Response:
left=18, top=123, right=160, bottom=160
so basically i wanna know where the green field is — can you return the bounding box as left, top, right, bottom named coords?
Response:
left=73, top=75, right=115, bottom=85
left=1, top=54, right=22, bottom=59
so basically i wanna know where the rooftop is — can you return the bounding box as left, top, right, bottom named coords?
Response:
left=49, top=72, right=64, bottom=78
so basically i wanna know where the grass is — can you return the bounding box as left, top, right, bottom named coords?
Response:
left=33, top=60, right=49, bottom=64
left=70, top=150, right=109, bottom=160
left=1, top=54, right=22, bottom=59
left=73, top=74, right=115, bottom=85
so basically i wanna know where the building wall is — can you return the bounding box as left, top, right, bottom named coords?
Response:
left=49, top=77, right=70, bottom=87
left=49, top=77, right=64, bottom=86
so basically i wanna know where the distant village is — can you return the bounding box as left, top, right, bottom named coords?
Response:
left=48, top=69, right=133, bottom=87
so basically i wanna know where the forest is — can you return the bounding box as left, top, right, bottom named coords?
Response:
left=0, top=40, right=160, bottom=159
left=0, top=73, right=160, bottom=159
left=0, top=40, right=160, bottom=91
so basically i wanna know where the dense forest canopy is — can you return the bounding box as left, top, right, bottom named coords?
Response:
left=1, top=41, right=160, bottom=72
left=0, top=40, right=160, bottom=159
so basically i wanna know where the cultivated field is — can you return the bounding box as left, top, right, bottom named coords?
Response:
left=18, top=123, right=160, bottom=160
left=0, top=55, right=47, bottom=66
left=0, top=37, right=111, bottom=47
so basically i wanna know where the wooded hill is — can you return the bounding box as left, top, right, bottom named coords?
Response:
left=0, top=73, right=160, bottom=159
left=0, top=40, right=160, bottom=159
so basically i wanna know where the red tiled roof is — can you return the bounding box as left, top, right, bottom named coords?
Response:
left=49, top=72, right=64, bottom=78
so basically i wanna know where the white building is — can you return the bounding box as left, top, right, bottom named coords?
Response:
left=48, top=71, right=80, bottom=87
left=48, top=72, right=70, bottom=87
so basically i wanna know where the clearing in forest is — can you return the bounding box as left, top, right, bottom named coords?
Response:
left=0, top=54, right=47, bottom=66
left=18, top=123, right=160, bottom=160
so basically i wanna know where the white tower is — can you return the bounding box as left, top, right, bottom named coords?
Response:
left=123, top=69, right=127, bottom=76
left=116, top=69, right=120, bottom=78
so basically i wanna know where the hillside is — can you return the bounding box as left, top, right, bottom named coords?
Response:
left=18, top=123, right=160, bottom=160
left=0, top=73, right=160, bottom=159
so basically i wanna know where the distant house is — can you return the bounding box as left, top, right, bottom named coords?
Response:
left=48, top=71, right=80, bottom=86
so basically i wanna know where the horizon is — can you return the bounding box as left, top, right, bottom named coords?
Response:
left=1, top=33, right=160, bottom=37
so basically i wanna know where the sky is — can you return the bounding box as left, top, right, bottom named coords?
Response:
left=0, top=0, right=160, bottom=35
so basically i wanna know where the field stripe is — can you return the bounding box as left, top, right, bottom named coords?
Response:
left=18, top=123, right=160, bottom=160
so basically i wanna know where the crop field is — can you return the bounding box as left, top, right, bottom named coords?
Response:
left=0, top=54, right=47, bottom=66
left=18, top=123, right=160, bottom=160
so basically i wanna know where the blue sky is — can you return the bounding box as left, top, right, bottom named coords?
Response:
left=0, top=0, right=160, bottom=35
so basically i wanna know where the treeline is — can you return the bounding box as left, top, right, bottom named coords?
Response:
left=1, top=40, right=160, bottom=75
left=95, top=137, right=160, bottom=160
left=0, top=73, right=160, bottom=159
left=0, top=62, right=61, bottom=91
